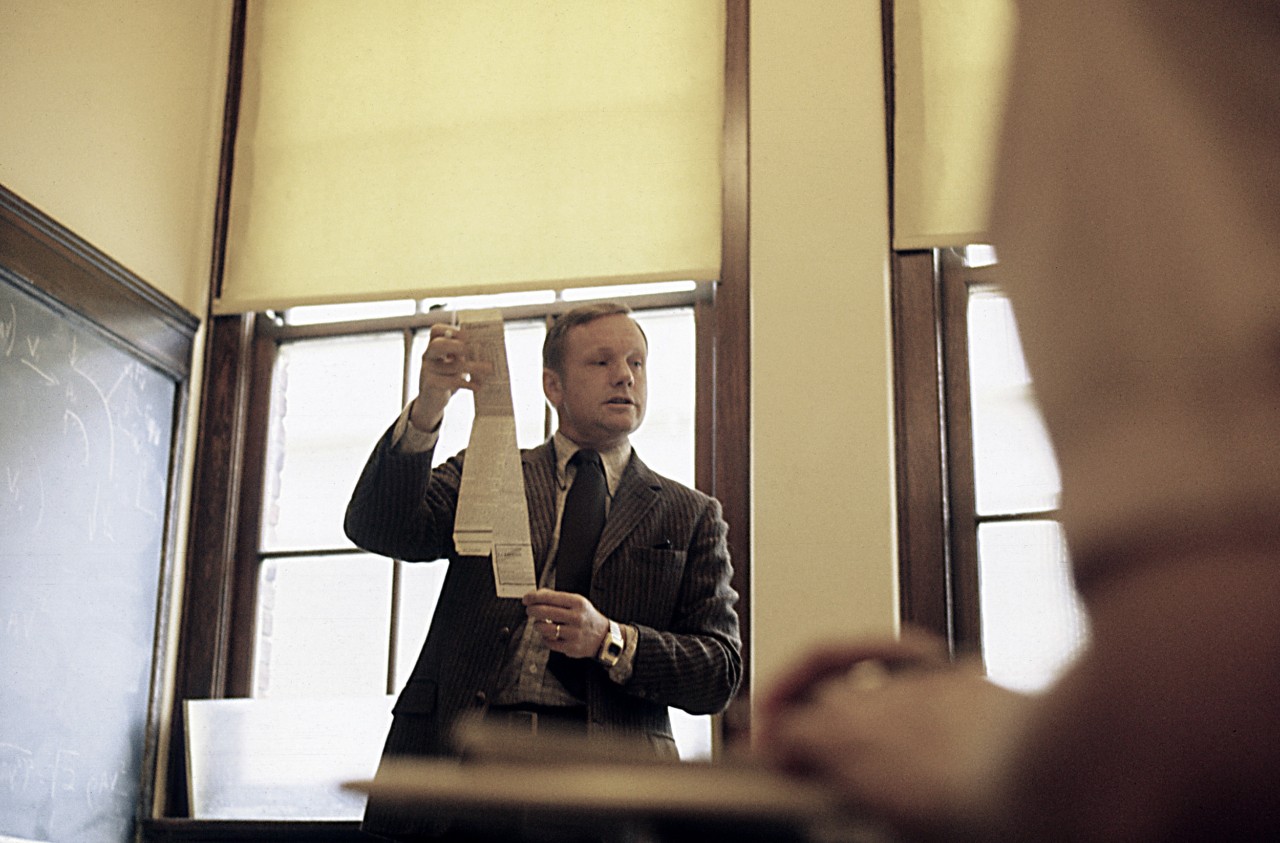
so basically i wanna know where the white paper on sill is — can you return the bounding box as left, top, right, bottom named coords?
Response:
left=185, top=695, right=394, bottom=820
left=452, top=310, right=536, bottom=598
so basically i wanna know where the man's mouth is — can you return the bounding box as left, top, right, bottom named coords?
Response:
left=606, top=397, right=633, bottom=406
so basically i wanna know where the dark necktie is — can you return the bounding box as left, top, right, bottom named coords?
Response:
left=547, top=449, right=607, bottom=696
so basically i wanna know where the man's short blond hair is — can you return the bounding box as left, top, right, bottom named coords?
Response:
left=542, top=302, right=646, bottom=374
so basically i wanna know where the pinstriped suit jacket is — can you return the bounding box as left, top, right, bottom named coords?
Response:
left=344, top=423, right=742, bottom=837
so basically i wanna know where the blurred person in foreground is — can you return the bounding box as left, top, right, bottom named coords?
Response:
left=758, top=3, right=1280, bottom=840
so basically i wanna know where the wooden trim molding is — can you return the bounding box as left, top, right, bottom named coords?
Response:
left=166, top=13, right=253, bottom=816
left=143, top=819, right=365, bottom=843
left=165, top=313, right=258, bottom=817
left=209, top=0, right=246, bottom=302
left=715, top=0, right=752, bottom=740
left=890, top=250, right=953, bottom=644
left=0, top=185, right=197, bottom=377
left=889, top=247, right=985, bottom=658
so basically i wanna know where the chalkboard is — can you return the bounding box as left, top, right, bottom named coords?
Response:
left=0, top=271, right=179, bottom=842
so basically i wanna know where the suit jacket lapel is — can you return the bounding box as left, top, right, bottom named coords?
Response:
left=522, top=442, right=558, bottom=578
left=595, top=451, right=661, bottom=568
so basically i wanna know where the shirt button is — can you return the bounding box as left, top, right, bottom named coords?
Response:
left=499, top=626, right=512, bottom=638
left=474, top=691, right=487, bottom=704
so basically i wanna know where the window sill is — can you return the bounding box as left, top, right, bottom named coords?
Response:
left=141, top=819, right=369, bottom=842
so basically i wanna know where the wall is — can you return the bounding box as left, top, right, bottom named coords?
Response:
left=749, top=1, right=899, bottom=696
left=0, top=0, right=231, bottom=316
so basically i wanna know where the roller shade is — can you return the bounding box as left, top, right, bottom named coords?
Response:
left=218, top=0, right=725, bottom=314
left=893, top=0, right=1016, bottom=249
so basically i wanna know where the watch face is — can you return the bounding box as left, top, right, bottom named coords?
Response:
left=599, top=621, right=624, bottom=665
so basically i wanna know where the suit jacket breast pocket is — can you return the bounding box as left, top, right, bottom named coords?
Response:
left=599, top=546, right=687, bottom=627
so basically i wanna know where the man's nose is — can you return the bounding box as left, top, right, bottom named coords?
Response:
left=610, top=360, right=634, bottom=385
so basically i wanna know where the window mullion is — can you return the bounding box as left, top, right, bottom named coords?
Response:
left=387, top=327, right=417, bottom=696
left=230, top=325, right=277, bottom=697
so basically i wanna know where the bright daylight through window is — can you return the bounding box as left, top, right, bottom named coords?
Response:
left=963, top=251, right=1088, bottom=693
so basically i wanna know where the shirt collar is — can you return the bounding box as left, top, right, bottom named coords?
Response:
left=552, top=431, right=631, bottom=496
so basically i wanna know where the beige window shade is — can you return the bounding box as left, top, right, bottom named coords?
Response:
left=218, top=0, right=725, bottom=314
left=893, top=0, right=1016, bottom=250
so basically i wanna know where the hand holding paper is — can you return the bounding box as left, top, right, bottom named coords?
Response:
left=410, top=321, right=493, bottom=432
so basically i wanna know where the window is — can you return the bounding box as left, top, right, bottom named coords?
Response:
left=893, top=247, right=1088, bottom=693
left=167, top=0, right=750, bottom=819
left=170, top=281, right=739, bottom=819
left=251, top=287, right=704, bottom=706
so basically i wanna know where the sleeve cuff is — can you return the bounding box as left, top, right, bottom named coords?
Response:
left=392, top=401, right=440, bottom=454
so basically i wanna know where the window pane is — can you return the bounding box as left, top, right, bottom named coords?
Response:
left=626, top=307, right=696, bottom=487
left=967, top=290, right=1061, bottom=515
left=254, top=553, right=393, bottom=698
left=262, top=334, right=405, bottom=551
left=392, top=560, right=450, bottom=693
left=978, top=520, right=1088, bottom=692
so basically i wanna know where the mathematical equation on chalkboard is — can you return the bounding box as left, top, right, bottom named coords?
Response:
left=2, top=297, right=169, bottom=550
left=1, top=276, right=178, bottom=843
left=0, top=741, right=135, bottom=841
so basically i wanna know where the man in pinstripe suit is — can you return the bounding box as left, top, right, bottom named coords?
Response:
left=345, top=302, right=742, bottom=841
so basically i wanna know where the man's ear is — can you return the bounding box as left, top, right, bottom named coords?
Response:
left=543, top=367, right=562, bottom=407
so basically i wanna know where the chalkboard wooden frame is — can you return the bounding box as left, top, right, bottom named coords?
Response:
left=0, top=189, right=196, bottom=381
left=1, top=181, right=198, bottom=840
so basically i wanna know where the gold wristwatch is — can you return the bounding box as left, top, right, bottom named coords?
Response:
left=597, top=620, right=624, bottom=668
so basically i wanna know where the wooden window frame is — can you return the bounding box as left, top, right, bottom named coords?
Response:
left=893, top=244, right=1067, bottom=666
left=241, top=291, right=716, bottom=702
left=891, top=248, right=982, bottom=655
left=159, top=0, right=751, bottom=827
left=884, top=0, right=980, bottom=657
